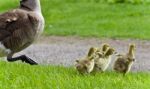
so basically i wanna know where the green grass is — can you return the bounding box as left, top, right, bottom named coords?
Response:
left=1, top=0, right=150, bottom=39
left=0, top=61, right=149, bottom=89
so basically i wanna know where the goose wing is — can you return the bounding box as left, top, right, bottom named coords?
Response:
left=0, top=10, right=18, bottom=41
left=0, top=9, right=39, bottom=40
left=0, top=9, right=39, bottom=51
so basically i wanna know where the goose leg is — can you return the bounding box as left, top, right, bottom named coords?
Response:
left=7, top=54, right=38, bottom=65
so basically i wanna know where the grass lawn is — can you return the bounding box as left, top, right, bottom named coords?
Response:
left=0, top=61, right=149, bottom=89
left=1, top=0, right=150, bottom=39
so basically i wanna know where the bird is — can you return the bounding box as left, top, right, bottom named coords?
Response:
left=75, top=44, right=115, bottom=74
left=0, top=0, right=44, bottom=65
left=113, top=44, right=136, bottom=75
left=75, top=47, right=96, bottom=74
left=93, top=44, right=115, bottom=72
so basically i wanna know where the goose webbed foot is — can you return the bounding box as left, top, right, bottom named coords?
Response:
left=7, top=55, right=38, bottom=65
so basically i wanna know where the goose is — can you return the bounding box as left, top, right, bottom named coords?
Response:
left=0, top=0, right=44, bottom=65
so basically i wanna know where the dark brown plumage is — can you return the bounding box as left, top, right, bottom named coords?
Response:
left=0, top=0, right=44, bottom=65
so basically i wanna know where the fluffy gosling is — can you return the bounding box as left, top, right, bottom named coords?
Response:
left=113, top=44, right=136, bottom=75
left=93, top=44, right=115, bottom=72
left=75, top=47, right=97, bottom=74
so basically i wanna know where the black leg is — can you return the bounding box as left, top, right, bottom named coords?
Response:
left=7, top=55, right=38, bottom=65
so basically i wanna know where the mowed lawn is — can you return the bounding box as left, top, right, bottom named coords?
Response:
left=0, top=61, right=149, bottom=89
left=1, top=0, right=150, bottom=39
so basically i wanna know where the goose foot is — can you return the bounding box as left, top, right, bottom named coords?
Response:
left=7, top=55, right=38, bottom=65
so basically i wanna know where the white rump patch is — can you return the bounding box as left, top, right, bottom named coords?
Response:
left=0, top=42, right=11, bottom=57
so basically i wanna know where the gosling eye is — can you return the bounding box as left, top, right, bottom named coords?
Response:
left=76, top=60, right=79, bottom=63
left=132, top=58, right=135, bottom=62
left=127, top=58, right=135, bottom=62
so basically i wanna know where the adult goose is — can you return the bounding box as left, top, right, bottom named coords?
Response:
left=0, top=0, right=44, bottom=65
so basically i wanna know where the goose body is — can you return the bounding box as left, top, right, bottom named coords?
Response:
left=0, top=0, right=44, bottom=64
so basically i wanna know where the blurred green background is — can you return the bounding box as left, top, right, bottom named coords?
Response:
left=1, top=0, right=150, bottom=39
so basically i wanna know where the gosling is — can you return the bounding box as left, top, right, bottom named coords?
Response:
left=113, top=44, right=136, bottom=75
left=75, top=47, right=97, bottom=74
left=93, top=44, right=115, bottom=72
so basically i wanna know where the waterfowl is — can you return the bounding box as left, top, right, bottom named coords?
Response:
left=93, top=44, right=115, bottom=72
left=75, top=47, right=96, bottom=74
left=0, top=0, right=44, bottom=65
left=113, top=44, right=136, bottom=75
